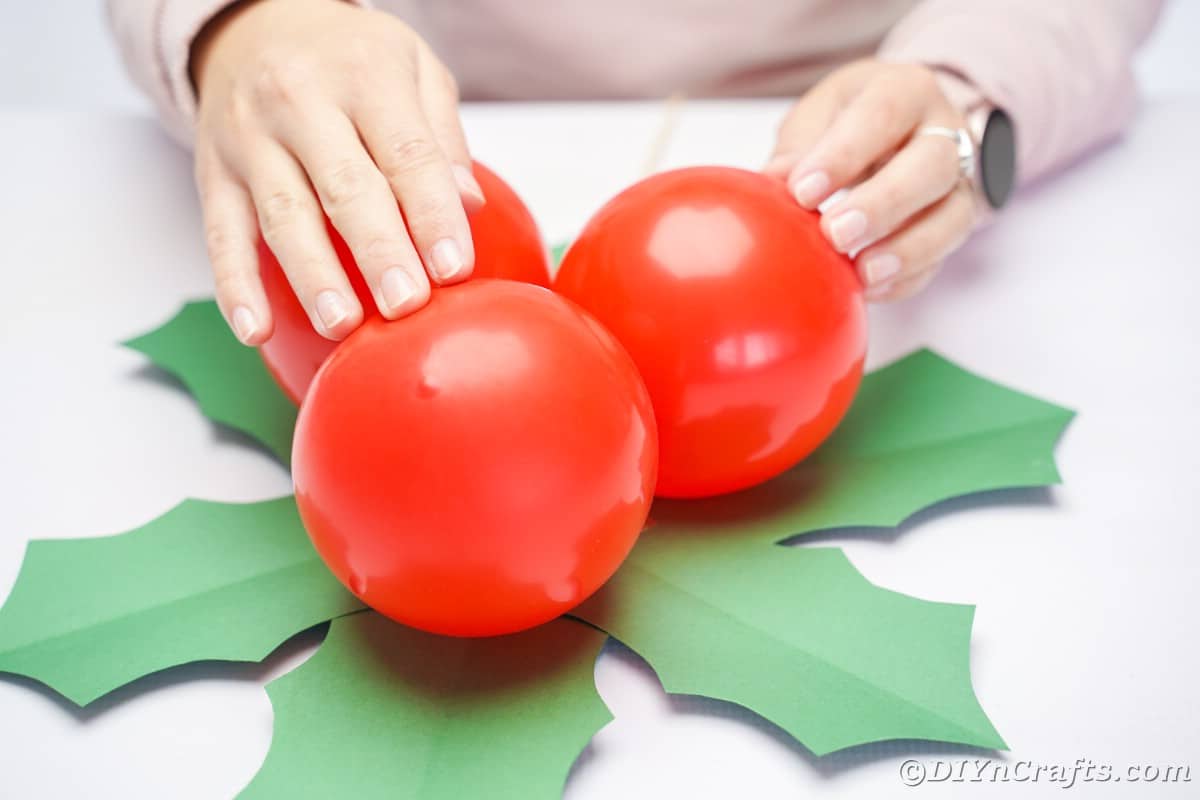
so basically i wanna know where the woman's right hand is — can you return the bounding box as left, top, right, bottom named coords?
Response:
left=191, top=0, right=482, bottom=345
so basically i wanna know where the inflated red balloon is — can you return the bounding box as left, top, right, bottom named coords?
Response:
left=259, top=161, right=551, bottom=404
left=293, top=279, right=657, bottom=637
left=555, top=166, right=867, bottom=499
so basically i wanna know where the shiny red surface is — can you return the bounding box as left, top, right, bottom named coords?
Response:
left=258, top=161, right=551, bottom=404
left=292, top=279, right=658, bottom=637
left=554, top=166, right=867, bottom=499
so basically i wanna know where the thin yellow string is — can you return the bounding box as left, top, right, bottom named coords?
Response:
left=639, top=91, right=687, bottom=177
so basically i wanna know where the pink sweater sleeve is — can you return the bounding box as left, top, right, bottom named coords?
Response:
left=879, top=0, right=1163, bottom=186
left=104, top=0, right=371, bottom=147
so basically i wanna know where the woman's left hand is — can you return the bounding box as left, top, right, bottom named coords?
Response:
left=766, top=59, right=980, bottom=302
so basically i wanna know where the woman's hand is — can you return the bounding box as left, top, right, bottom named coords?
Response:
left=767, top=59, right=980, bottom=302
left=192, top=0, right=482, bottom=344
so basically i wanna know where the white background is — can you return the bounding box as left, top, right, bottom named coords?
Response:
left=1, top=3, right=1199, bottom=799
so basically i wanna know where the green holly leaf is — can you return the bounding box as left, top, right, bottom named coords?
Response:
left=573, top=539, right=1004, bottom=755
left=124, top=300, right=296, bottom=465
left=566, top=350, right=1071, bottom=754
left=0, top=497, right=362, bottom=705
left=241, top=612, right=610, bottom=799
left=647, top=348, right=1074, bottom=545
left=550, top=241, right=570, bottom=270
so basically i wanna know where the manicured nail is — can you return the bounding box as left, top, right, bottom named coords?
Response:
left=315, top=289, right=349, bottom=332
left=429, top=238, right=466, bottom=283
left=230, top=305, right=258, bottom=344
left=452, top=164, right=486, bottom=208
left=379, top=267, right=419, bottom=314
left=790, top=170, right=830, bottom=208
left=828, top=208, right=868, bottom=252
left=861, top=253, right=902, bottom=286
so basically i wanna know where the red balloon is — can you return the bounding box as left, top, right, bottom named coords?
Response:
left=293, top=279, right=657, bottom=637
left=259, top=161, right=551, bottom=404
left=554, top=166, right=867, bottom=499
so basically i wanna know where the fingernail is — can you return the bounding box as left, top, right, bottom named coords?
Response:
left=429, top=238, right=466, bottom=283
left=452, top=164, right=486, bottom=207
left=790, top=170, right=830, bottom=208
left=230, top=305, right=258, bottom=344
left=315, top=289, right=349, bottom=332
left=861, top=253, right=902, bottom=286
left=828, top=208, right=868, bottom=252
left=379, top=267, right=420, bottom=314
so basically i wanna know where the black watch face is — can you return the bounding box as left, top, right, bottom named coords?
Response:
left=980, top=109, right=1016, bottom=209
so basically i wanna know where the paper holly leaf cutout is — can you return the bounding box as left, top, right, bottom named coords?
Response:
left=646, top=349, right=1074, bottom=545
left=573, top=539, right=1004, bottom=755
left=563, top=351, right=1069, bottom=754
left=550, top=241, right=569, bottom=269
left=0, top=497, right=362, bottom=705
left=241, top=611, right=609, bottom=799
left=124, top=300, right=296, bottom=465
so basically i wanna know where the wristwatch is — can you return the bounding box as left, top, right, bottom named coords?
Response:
left=967, top=105, right=1016, bottom=210
left=935, top=70, right=1017, bottom=211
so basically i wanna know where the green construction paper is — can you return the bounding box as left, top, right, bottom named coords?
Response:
left=12, top=316, right=1069, bottom=758
left=0, top=497, right=363, bottom=706
left=241, top=612, right=610, bottom=799
left=564, top=349, right=1069, bottom=753
left=573, top=543, right=1005, bottom=755
left=550, top=241, right=569, bottom=270
left=647, top=348, right=1075, bottom=545
left=124, top=300, right=297, bottom=465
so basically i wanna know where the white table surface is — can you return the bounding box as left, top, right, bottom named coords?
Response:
left=1, top=98, right=1198, bottom=798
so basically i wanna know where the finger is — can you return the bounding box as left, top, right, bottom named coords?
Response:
left=871, top=263, right=939, bottom=302
left=818, top=131, right=962, bottom=253
left=788, top=65, right=935, bottom=209
left=415, top=48, right=484, bottom=211
left=195, top=147, right=272, bottom=346
left=764, top=78, right=844, bottom=179
left=245, top=142, right=363, bottom=340
left=354, top=90, right=475, bottom=286
left=856, top=182, right=978, bottom=302
left=278, top=110, right=431, bottom=319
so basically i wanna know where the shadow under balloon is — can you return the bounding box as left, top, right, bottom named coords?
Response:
left=338, top=608, right=609, bottom=701
left=0, top=623, right=329, bottom=722
left=648, top=462, right=828, bottom=534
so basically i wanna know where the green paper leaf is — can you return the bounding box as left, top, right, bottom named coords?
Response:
left=648, top=348, right=1075, bottom=545
left=241, top=612, right=610, bottom=799
left=550, top=241, right=569, bottom=270
left=573, top=542, right=1005, bottom=755
left=124, top=300, right=296, bottom=464
left=99, top=322, right=1072, bottom=756
left=0, top=497, right=362, bottom=705
left=568, top=350, right=1070, bottom=753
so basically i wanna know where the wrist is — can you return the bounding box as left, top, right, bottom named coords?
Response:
left=930, top=67, right=985, bottom=117
left=189, top=0, right=271, bottom=97
left=930, top=67, right=1016, bottom=215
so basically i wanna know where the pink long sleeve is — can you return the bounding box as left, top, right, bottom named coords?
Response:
left=105, top=0, right=238, bottom=145
left=879, top=0, right=1164, bottom=185
left=107, top=0, right=1164, bottom=179
left=104, top=0, right=371, bottom=147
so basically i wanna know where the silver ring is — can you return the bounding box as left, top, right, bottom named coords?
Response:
left=917, top=126, right=976, bottom=183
